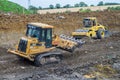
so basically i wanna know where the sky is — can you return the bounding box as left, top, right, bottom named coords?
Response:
left=9, top=0, right=120, bottom=9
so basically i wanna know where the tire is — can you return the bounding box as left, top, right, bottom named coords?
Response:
left=96, top=30, right=105, bottom=39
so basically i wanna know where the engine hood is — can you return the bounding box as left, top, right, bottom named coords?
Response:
left=21, top=37, right=38, bottom=43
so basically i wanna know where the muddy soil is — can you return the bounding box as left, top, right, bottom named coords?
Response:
left=0, top=11, right=120, bottom=34
left=0, top=32, right=120, bottom=80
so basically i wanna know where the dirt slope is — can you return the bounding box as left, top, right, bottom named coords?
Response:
left=0, top=10, right=120, bottom=34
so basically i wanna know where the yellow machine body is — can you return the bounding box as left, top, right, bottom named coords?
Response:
left=8, top=37, right=55, bottom=61
left=72, top=17, right=107, bottom=39
left=8, top=23, right=82, bottom=63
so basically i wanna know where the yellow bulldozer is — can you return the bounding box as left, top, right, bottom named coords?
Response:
left=8, top=22, right=84, bottom=66
left=72, top=17, right=109, bottom=39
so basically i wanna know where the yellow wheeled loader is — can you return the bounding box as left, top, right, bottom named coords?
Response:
left=8, top=22, right=84, bottom=66
left=72, top=17, right=109, bottom=39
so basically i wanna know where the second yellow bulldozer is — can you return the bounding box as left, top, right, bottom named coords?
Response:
left=72, top=17, right=109, bottom=39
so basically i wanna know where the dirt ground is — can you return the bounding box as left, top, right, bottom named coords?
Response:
left=0, top=11, right=120, bottom=80
left=0, top=10, right=120, bottom=33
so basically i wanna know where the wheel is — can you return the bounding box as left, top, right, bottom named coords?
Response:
left=90, top=34, right=92, bottom=37
left=88, top=31, right=96, bottom=38
left=34, top=55, right=46, bottom=67
left=96, top=29, right=105, bottom=39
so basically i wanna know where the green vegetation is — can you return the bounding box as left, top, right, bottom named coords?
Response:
left=55, top=4, right=61, bottom=9
left=29, top=5, right=39, bottom=14
left=49, top=4, right=54, bottom=9
left=47, top=1, right=119, bottom=9
left=79, top=2, right=88, bottom=7
left=48, top=2, right=88, bottom=9
left=90, top=5, right=94, bottom=6
left=107, top=6, right=120, bottom=11
left=79, top=8, right=91, bottom=13
left=97, top=1, right=120, bottom=6
left=63, top=4, right=71, bottom=8
left=105, top=3, right=120, bottom=5
left=0, top=0, right=120, bottom=14
left=74, top=3, right=79, bottom=7
left=97, top=1, right=104, bottom=6
left=78, top=6, right=120, bottom=13
left=65, top=10, right=71, bottom=13
left=0, top=0, right=30, bottom=14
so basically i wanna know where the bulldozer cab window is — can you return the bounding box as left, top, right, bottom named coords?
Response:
left=83, top=19, right=95, bottom=27
left=26, top=25, right=52, bottom=47
left=46, top=29, right=52, bottom=47
left=41, top=29, right=45, bottom=41
left=93, top=20, right=96, bottom=26
left=47, top=30, right=51, bottom=39
left=26, top=25, right=41, bottom=39
left=41, top=29, right=52, bottom=48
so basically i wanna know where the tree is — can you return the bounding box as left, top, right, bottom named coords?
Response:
left=63, top=4, right=71, bottom=8
left=105, top=3, right=120, bottom=5
left=79, top=2, right=88, bottom=7
left=90, top=4, right=94, bottom=6
left=29, top=5, right=38, bottom=10
left=55, top=4, right=61, bottom=8
left=74, top=3, right=79, bottom=7
left=29, top=5, right=38, bottom=14
left=97, top=1, right=104, bottom=6
left=49, top=4, right=54, bottom=9
left=38, top=6, right=42, bottom=10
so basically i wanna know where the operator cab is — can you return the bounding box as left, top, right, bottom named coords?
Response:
left=83, top=17, right=97, bottom=28
left=26, top=23, right=54, bottom=48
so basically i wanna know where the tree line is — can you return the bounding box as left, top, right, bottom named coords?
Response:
left=29, top=1, right=120, bottom=10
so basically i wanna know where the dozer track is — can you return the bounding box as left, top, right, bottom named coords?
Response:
left=34, top=51, right=63, bottom=66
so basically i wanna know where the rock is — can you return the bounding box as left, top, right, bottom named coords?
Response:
left=113, top=63, right=120, bottom=71
left=27, top=77, right=32, bottom=80
left=57, top=16, right=65, bottom=19
left=21, top=66, right=25, bottom=69
left=72, top=72, right=81, bottom=78
left=110, top=46, right=113, bottom=49
left=71, top=72, right=88, bottom=80
left=85, top=51, right=88, bottom=54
